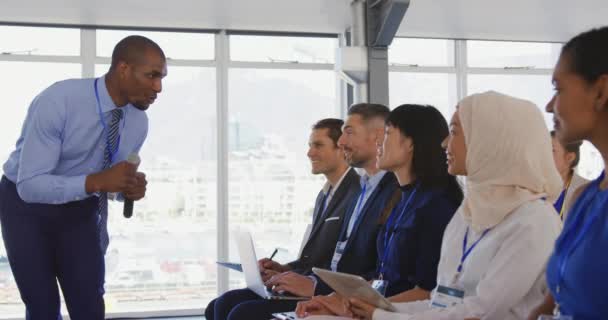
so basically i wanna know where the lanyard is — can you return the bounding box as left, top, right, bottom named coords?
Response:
left=555, top=172, right=606, bottom=298
left=94, top=78, right=121, bottom=164
left=457, top=227, right=491, bottom=275
left=378, top=185, right=419, bottom=278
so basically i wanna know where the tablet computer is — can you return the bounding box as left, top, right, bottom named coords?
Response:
left=312, top=267, right=396, bottom=312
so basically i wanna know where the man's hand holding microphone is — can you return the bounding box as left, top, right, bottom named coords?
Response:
left=85, top=153, right=147, bottom=218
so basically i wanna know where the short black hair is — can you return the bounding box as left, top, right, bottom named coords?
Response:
left=387, top=104, right=463, bottom=205
left=312, top=118, right=344, bottom=148
left=110, top=35, right=166, bottom=70
left=562, top=26, right=608, bottom=84
left=347, top=103, right=390, bottom=123
left=551, top=130, right=582, bottom=169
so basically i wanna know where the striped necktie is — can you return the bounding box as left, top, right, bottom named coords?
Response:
left=98, top=108, right=123, bottom=254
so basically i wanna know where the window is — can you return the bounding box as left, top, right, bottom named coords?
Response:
left=467, top=74, right=554, bottom=125
left=227, top=68, right=337, bottom=288
left=467, top=40, right=561, bottom=68
left=0, top=26, right=80, bottom=56
left=95, top=62, right=218, bottom=312
left=389, top=38, right=454, bottom=67
left=389, top=72, right=457, bottom=120
left=97, top=30, right=215, bottom=60
left=230, top=35, right=337, bottom=63
left=0, top=61, right=81, bottom=318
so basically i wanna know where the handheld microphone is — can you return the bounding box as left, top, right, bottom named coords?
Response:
left=124, top=153, right=141, bottom=219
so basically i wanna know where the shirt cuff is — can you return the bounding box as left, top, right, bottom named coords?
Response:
left=67, top=174, right=89, bottom=202
left=308, top=275, right=318, bottom=291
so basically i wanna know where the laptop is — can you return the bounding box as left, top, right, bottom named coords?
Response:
left=235, top=231, right=310, bottom=301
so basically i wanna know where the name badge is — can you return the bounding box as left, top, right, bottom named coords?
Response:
left=371, top=279, right=388, bottom=297
left=430, top=285, right=465, bottom=309
left=330, top=241, right=347, bottom=271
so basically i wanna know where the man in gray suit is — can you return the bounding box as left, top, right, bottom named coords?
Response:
left=204, top=118, right=360, bottom=320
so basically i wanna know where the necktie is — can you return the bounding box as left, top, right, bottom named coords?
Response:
left=98, top=108, right=123, bottom=254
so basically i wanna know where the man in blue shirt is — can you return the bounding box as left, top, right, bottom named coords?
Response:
left=0, top=35, right=167, bottom=320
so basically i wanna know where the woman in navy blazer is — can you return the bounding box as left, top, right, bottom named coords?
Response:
left=296, top=104, right=463, bottom=317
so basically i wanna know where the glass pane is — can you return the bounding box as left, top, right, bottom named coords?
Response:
left=389, top=72, right=457, bottom=121
left=467, top=74, right=603, bottom=180
left=96, top=65, right=218, bottom=312
left=0, top=26, right=80, bottom=56
left=230, top=35, right=337, bottom=63
left=97, top=30, right=215, bottom=60
left=0, top=62, right=81, bottom=319
left=389, top=38, right=454, bottom=66
left=467, top=40, right=561, bottom=68
left=227, top=68, right=338, bottom=289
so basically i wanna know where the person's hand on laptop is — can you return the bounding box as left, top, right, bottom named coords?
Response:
left=261, top=269, right=280, bottom=283
left=258, top=258, right=291, bottom=274
left=347, top=297, right=376, bottom=320
left=295, top=294, right=353, bottom=318
left=265, top=272, right=314, bottom=297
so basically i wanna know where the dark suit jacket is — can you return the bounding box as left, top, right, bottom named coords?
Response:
left=288, top=168, right=361, bottom=274
left=312, top=171, right=400, bottom=295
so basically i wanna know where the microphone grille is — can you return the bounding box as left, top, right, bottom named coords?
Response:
left=127, top=153, right=141, bottom=165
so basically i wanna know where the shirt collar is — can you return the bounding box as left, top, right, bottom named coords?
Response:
left=322, top=167, right=351, bottom=196
left=360, top=170, right=387, bottom=190
left=96, top=75, right=122, bottom=113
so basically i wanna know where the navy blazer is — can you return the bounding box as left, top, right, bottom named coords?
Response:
left=287, top=168, right=361, bottom=273
left=312, top=171, right=399, bottom=295
left=376, top=185, right=459, bottom=296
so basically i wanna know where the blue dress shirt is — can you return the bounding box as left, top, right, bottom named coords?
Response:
left=546, top=172, right=608, bottom=319
left=3, top=76, right=148, bottom=204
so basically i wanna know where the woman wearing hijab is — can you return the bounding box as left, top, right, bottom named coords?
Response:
left=528, top=26, right=608, bottom=320
left=335, top=91, right=562, bottom=320
left=550, top=130, right=589, bottom=221
left=294, top=104, right=462, bottom=318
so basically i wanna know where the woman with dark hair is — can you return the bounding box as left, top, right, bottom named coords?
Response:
left=529, top=26, right=608, bottom=320
left=295, top=104, right=462, bottom=317
left=325, top=91, right=561, bottom=320
left=550, top=130, right=589, bottom=220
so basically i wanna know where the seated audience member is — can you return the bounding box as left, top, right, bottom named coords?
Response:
left=550, top=130, right=589, bottom=220
left=204, top=118, right=360, bottom=320
left=529, top=26, right=608, bottom=320
left=300, top=91, right=562, bottom=320
left=295, top=104, right=462, bottom=317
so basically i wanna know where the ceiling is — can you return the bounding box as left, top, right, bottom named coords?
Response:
left=0, top=0, right=605, bottom=42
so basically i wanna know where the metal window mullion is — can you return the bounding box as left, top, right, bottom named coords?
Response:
left=92, top=57, right=216, bottom=68
left=0, top=54, right=80, bottom=63
left=228, top=61, right=333, bottom=70
left=215, top=30, right=230, bottom=296
left=81, top=29, right=95, bottom=77
left=388, top=66, right=456, bottom=73
left=455, top=39, right=468, bottom=104
left=465, top=67, right=553, bottom=75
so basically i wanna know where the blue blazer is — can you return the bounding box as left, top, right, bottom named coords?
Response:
left=313, top=172, right=399, bottom=295
left=376, top=185, right=459, bottom=296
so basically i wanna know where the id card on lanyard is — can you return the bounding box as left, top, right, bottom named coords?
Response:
left=375, top=185, right=419, bottom=296
left=430, top=227, right=491, bottom=309
left=330, top=183, right=368, bottom=271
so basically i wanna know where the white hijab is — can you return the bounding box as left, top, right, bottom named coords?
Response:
left=458, top=91, right=562, bottom=232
